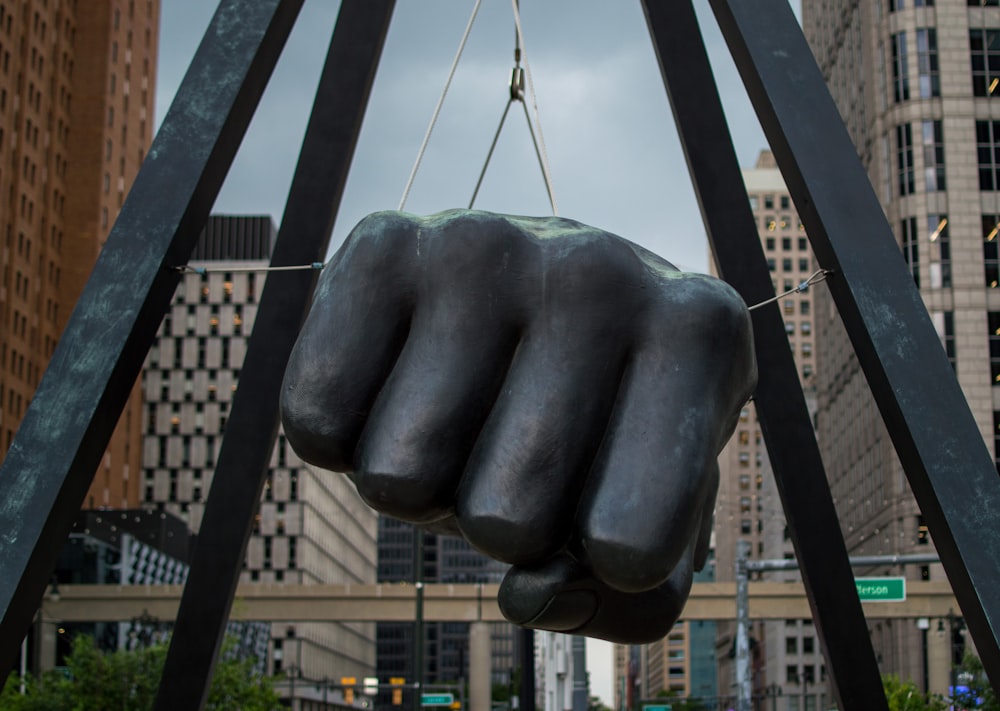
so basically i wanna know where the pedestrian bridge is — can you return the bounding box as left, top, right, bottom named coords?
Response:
left=41, top=580, right=958, bottom=623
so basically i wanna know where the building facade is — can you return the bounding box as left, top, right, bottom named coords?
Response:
left=801, top=0, right=985, bottom=695
left=0, top=0, right=157, bottom=509
left=141, top=215, right=378, bottom=692
left=376, top=518, right=518, bottom=709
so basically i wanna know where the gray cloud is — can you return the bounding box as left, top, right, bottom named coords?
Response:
left=157, top=1, right=796, bottom=276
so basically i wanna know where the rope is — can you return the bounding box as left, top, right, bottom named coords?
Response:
left=469, top=98, right=515, bottom=209
left=511, top=0, right=558, bottom=215
left=172, top=263, right=325, bottom=276
left=748, top=269, right=832, bottom=311
left=171, top=264, right=832, bottom=317
left=398, top=0, right=483, bottom=211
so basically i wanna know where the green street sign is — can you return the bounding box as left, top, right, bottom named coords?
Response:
left=642, top=705, right=672, bottom=711
left=422, top=694, right=455, bottom=706
left=855, top=577, right=906, bottom=602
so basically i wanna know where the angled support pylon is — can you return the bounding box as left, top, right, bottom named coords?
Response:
left=0, top=0, right=305, bottom=675
left=711, top=0, right=1000, bottom=693
left=642, top=2, right=887, bottom=708
left=153, top=2, right=395, bottom=708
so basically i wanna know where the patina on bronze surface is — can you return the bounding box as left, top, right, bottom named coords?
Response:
left=281, top=208, right=757, bottom=642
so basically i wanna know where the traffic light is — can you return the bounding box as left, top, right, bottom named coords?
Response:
left=342, top=677, right=357, bottom=705
left=391, top=677, right=405, bottom=706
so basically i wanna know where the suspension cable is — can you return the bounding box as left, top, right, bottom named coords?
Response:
left=511, top=0, right=558, bottom=215
left=398, top=0, right=483, bottom=211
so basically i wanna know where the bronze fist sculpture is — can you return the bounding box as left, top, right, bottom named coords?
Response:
left=281, top=209, right=756, bottom=642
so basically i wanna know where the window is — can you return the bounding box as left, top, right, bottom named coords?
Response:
left=787, top=666, right=799, bottom=684
left=990, top=312, right=1000, bottom=384
left=803, top=636, right=815, bottom=654
left=994, top=411, right=1000, bottom=474
left=971, top=0, right=1000, bottom=6
left=902, top=217, right=920, bottom=287
left=934, top=311, right=956, bottom=370
left=891, top=32, right=909, bottom=102
left=782, top=237, right=792, bottom=251
left=766, top=237, right=775, bottom=251
left=984, top=214, right=1000, bottom=287
left=786, top=637, right=798, bottom=654
left=971, top=28, right=1000, bottom=97
left=916, top=29, right=939, bottom=98
left=740, top=520, right=752, bottom=535
left=928, top=214, right=950, bottom=287
left=922, top=120, right=946, bottom=191
left=917, top=515, right=930, bottom=545
left=897, top=124, right=915, bottom=195
left=976, top=120, right=1000, bottom=190
left=799, top=258, right=810, bottom=272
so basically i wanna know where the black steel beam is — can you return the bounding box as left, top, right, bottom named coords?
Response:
left=153, top=2, right=396, bottom=708
left=709, top=0, right=1000, bottom=691
left=641, top=2, right=888, bottom=708
left=0, top=0, right=304, bottom=675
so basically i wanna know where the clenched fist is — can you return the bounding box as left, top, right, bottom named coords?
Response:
left=281, top=209, right=756, bottom=642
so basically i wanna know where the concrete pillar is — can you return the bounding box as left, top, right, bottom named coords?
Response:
left=470, top=622, right=491, bottom=711
left=35, top=616, right=57, bottom=672
left=927, top=618, right=952, bottom=697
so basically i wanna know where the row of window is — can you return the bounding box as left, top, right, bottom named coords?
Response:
left=766, top=236, right=810, bottom=252
left=891, top=3, right=1000, bottom=11
left=767, top=257, right=813, bottom=273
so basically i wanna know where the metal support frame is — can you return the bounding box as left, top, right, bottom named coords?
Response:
left=0, top=0, right=305, bottom=675
left=0, top=1, right=996, bottom=708
left=708, top=0, right=1000, bottom=691
left=641, top=2, right=888, bottom=708
left=153, top=2, right=395, bottom=708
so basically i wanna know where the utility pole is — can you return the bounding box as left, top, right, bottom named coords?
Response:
left=735, top=541, right=752, bottom=711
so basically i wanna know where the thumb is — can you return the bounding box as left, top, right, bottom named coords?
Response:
left=497, top=548, right=694, bottom=644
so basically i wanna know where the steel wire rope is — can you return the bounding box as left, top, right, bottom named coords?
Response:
left=398, top=0, right=483, bottom=212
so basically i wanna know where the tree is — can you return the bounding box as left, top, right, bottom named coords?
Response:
left=0, top=635, right=279, bottom=710
left=588, top=695, right=612, bottom=711
left=882, top=675, right=947, bottom=711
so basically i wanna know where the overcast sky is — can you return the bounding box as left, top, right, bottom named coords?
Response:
left=155, top=1, right=794, bottom=274
left=156, top=0, right=799, bottom=703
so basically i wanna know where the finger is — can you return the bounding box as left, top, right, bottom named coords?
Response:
left=353, top=215, right=536, bottom=523
left=498, top=547, right=694, bottom=644
left=578, top=275, right=755, bottom=593
left=694, top=462, right=719, bottom=571
left=281, top=212, right=417, bottom=473
left=457, top=235, right=644, bottom=564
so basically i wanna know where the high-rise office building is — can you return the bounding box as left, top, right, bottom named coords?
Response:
left=711, top=151, right=820, bottom=706
left=141, top=215, right=378, bottom=689
left=376, top=518, right=518, bottom=708
left=801, top=0, right=983, bottom=694
left=0, top=0, right=158, bottom=508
